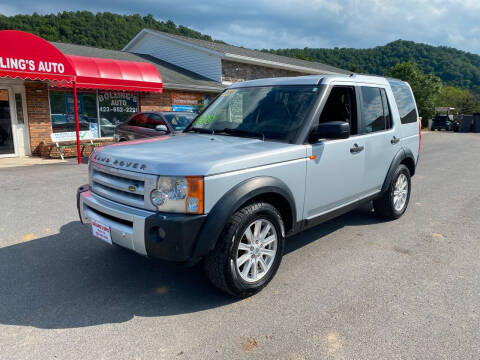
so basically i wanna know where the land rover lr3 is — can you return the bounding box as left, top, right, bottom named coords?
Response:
left=77, top=75, right=421, bottom=297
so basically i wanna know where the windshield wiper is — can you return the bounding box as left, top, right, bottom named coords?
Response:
left=220, top=128, right=265, bottom=141
left=185, top=127, right=215, bottom=134
left=186, top=127, right=265, bottom=140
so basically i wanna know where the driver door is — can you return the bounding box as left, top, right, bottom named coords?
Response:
left=303, top=85, right=368, bottom=220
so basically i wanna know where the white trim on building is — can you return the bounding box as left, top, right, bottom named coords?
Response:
left=0, top=78, right=30, bottom=158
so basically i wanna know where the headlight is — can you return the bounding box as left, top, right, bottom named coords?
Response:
left=151, top=176, right=204, bottom=214
left=150, top=189, right=168, bottom=206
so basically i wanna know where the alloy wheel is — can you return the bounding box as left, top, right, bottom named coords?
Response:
left=235, top=219, right=278, bottom=283
left=393, top=173, right=409, bottom=212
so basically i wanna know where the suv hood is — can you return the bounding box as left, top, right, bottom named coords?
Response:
left=92, top=133, right=307, bottom=176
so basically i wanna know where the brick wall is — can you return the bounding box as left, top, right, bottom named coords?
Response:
left=139, top=90, right=173, bottom=111
left=222, top=60, right=307, bottom=83
left=25, top=82, right=52, bottom=157
left=140, top=89, right=219, bottom=111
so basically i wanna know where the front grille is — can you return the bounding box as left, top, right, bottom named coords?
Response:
left=90, top=163, right=157, bottom=211
left=85, top=204, right=133, bottom=227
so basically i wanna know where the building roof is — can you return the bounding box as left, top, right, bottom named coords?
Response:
left=132, top=30, right=350, bottom=75
left=52, top=42, right=225, bottom=92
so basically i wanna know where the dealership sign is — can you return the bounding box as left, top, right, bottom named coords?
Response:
left=0, top=57, right=66, bottom=74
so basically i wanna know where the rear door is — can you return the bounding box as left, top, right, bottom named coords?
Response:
left=388, top=80, right=420, bottom=161
left=359, top=86, right=401, bottom=193
left=304, top=85, right=367, bottom=219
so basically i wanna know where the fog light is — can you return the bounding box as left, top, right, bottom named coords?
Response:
left=151, top=189, right=167, bottom=207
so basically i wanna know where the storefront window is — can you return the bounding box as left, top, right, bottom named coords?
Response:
left=98, top=91, right=138, bottom=137
left=49, top=91, right=97, bottom=135
left=49, top=90, right=139, bottom=138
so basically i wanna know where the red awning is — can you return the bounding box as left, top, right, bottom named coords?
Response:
left=65, top=54, right=163, bottom=92
left=0, top=30, right=76, bottom=84
left=0, top=30, right=163, bottom=92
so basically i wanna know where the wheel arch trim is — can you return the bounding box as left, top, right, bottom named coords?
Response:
left=381, top=148, right=415, bottom=193
left=192, top=176, right=296, bottom=258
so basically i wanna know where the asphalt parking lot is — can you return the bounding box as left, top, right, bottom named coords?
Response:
left=1, top=132, right=479, bottom=359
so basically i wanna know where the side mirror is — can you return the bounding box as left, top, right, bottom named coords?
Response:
left=155, top=124, right=169, bottom=133
left=309, top=121, right=350, bottom=142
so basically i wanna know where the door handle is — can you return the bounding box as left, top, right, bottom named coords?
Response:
left=391, top=136, right=400, bottom=144
left=350, top=144, right=364, bottom=154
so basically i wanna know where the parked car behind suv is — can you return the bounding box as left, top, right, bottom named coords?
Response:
left=114, top=111, right=196, bottom=142
left=431, top=114, right=455, bottom=131
left=78, top=75, right=421, bottom=297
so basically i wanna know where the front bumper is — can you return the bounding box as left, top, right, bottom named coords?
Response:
left=77, top=185, right=206, bottom=261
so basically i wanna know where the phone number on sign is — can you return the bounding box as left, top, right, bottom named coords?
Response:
left=99, top=106, right=138, bottom=113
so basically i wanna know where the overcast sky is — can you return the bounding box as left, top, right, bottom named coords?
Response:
left=2, top=0, right=480, bottom=54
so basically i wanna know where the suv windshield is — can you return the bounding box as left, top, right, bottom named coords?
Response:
left=188, top=86, right=319, bottom=142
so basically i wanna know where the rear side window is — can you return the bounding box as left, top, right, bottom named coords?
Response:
left=380, top=88, right=392, bottom=129
left=361, top=87, right=391, bottom=133
left=389, top=81, right=418, bottom=124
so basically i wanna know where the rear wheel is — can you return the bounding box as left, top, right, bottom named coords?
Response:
left=204, top=202, right=285, bottom=297
left=373, top=164, right=411, bottom=220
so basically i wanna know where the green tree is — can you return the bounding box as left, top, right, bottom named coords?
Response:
left=0, top=11, right=220, bottom=50
left=386, top=62, right=442, bottom=125
left=434, top=86, right=480, bottom=114
left=264, top=39, right=480, bottom=94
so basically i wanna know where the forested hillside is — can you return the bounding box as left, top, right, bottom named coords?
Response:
left=265, top=40, right=480, bottom=94
left=0, top=11, right=222, bottom=51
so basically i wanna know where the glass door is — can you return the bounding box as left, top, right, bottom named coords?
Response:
left=0, top=89, right=15, bottom=156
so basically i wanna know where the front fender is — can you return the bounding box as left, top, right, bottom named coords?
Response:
left=192, top=176, right=296, bottom=258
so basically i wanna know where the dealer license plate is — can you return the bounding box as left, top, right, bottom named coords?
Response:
left=91, top=218, right=112, bottom=244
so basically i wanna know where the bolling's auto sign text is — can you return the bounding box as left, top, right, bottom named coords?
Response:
left=0, top=57, right=65, bottom=73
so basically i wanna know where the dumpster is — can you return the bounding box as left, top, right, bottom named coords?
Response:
left=473, top=113, right=480, bottom=133
left=459, top=115, right=473, bottom=133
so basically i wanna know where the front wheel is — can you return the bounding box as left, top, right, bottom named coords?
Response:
left=373, top=164, right=411, bottom=220
left=204, top=202, right=285, bottom=297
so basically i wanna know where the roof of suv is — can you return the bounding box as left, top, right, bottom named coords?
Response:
left=229, top=74, right=392, bottom=88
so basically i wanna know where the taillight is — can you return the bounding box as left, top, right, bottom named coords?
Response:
left=418, top=118, right=422, bottom=153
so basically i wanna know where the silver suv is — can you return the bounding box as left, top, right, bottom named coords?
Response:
left=77, top=75, right=421, bottom=297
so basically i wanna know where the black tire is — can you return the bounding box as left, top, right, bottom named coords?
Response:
left=204, top=202, right=285, bottom=298
left=373, top=164, right=411, bottom=220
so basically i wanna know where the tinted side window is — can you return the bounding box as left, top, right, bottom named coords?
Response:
left=128, top=114, right=143, bottom=127
left=319, top=86, right=357, bottom=135
left=389, top=81, right=418, bottom=124
left=380, top=88, right=392, bottom=129
left=361, top=87, right=386, bottom=133
left=148, top=114, right=168, bottom=129
left=136, top=114, right=149, bottom=128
